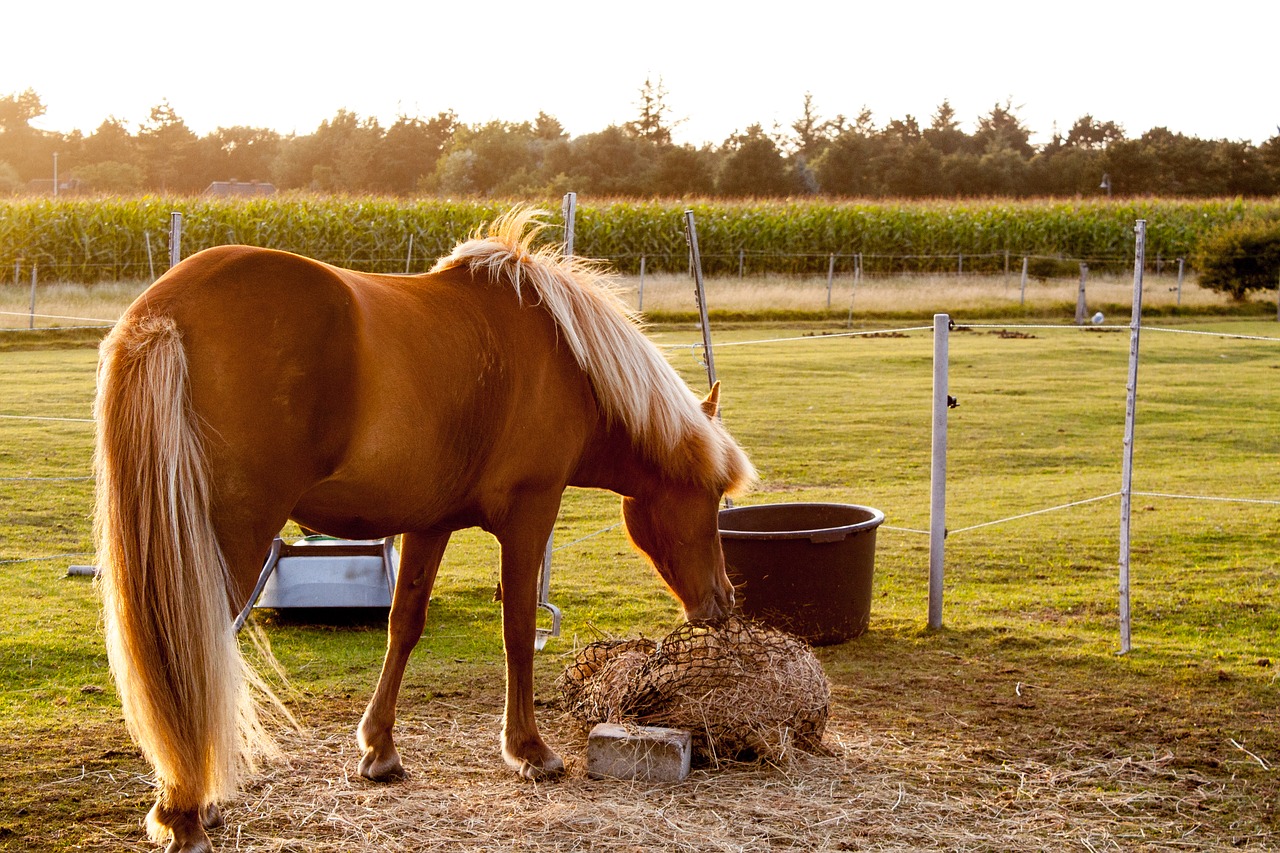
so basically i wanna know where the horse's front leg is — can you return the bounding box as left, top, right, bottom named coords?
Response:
left=357, top=531, right=450, bottom=781
left=496, top=495, right=565, bottom=779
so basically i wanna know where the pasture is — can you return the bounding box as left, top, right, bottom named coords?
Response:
left=1, top=298, right=1277, bottom=849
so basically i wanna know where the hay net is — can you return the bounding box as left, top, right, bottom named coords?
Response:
left=557, top=617, right=830, bottom=763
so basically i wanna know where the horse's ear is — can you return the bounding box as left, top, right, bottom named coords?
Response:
left=700, top=381, right=721, bottom=419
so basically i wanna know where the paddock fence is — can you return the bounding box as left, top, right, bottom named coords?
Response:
left=1, top=210, right=1277, bottom=653
left=3, top=317, right=1276, bottom=651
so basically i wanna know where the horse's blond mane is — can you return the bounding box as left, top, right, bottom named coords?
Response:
left=432, top=208, right=754, bottom=495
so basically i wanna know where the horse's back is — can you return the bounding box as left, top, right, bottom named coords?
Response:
left=119, top=245, right=597, bottom=539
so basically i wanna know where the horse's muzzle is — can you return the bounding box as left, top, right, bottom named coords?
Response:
left=686, top=581, right=735, bottom=623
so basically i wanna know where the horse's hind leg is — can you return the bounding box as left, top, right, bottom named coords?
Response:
left=358, top=531, right=449, bottom=781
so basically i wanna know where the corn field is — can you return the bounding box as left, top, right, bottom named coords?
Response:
left=1, top=196, right=1274, bottom=283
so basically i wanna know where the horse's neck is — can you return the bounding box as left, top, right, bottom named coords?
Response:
left=569, top=421, right=660, bottom=499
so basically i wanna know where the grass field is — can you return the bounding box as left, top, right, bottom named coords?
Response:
left=0, top=288, right=1277, bottom=849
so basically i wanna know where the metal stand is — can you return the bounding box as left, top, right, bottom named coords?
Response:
left=233, top=536, right=398, bottom=632
left=535, top=536, right=562, bottom=651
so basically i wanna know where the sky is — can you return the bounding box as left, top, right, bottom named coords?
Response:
left=3, top=0, right=1275, bottom=148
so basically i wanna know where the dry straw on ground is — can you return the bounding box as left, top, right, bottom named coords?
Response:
left=65, top=631, right=1274, bottom=851
left=79, top=704, right=1269, bottom=852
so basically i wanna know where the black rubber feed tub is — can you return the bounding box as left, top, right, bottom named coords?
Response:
left=718, top=503, right=885, bottom=645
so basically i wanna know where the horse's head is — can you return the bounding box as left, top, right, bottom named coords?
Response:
left=621, top=384, right=740, bottom=622
left=622, top=484, right=734, bottom=622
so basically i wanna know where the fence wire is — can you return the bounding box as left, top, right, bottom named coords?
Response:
left=0, top=310, right=118, bottom=324
left=967, top=322, right=1280, bottom=344
left=948, top=493, right=1122, bottom=535
left=0, top=552, right=93, bottom=566
left=0, top=475, right=92, bottom=482
left=1132, top=491, right=1280, bottom=507
left=0, top=414, right=94, bottom=423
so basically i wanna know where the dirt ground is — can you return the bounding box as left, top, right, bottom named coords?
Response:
left=5, top=636, right=1276, bottom=852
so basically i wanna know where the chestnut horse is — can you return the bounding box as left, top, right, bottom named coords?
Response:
left=94, top=209, right=754, bottom=852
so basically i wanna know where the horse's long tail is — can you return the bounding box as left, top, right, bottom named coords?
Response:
left=94, top=314, right=258, bottom=833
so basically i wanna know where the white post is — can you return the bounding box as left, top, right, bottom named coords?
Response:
left=536, top=190, right=577, bottom=650
left=169, top=212, right=183, bottom=269
left=928, top=313, right=951, bottom=630
left=684, top=210, right=718, bottom=390
left=1118, top=220, right=1147, bottom=654
left=638, top=254, right=646, bottom=312
left=1176, top=257, right=1185, bottom=306
left=845, top=254, right=861, bottom=329
left=561, top=192, right=576, bottom=256
left=405, top=233, right=414, bottom=273
left=826, top=253, right=835, bottom=309
left=28, top=265, right=37, bottom=329
left=1020, top=256, right=1029, bottom=305
left=1075, top=262, right=1089, bottom=324
left=145, top=232, right=155, bottom=280
left=687, top=210, right=730, bottom=510
left=738, top=248, right=745, bottom=279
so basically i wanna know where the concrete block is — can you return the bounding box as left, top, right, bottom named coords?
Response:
left=587, top=722, right=692, bottom=782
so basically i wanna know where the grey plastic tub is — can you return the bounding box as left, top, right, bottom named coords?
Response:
left=718, top=503, right=885, bottom=645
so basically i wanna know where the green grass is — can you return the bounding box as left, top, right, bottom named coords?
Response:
left=1, top=314, right=1277, bottom=849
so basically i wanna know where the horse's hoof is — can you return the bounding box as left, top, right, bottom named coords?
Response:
left=521, top=757, right=565, bottom=780
left=358, top=748, right=406, bottom=782
left=149, top=803, right=212, bottom=853
left=164, top=838, right=212, bottom=853
left=200, top=803, right=224, bottom=830
left=510, top=752, right=565, bottom=780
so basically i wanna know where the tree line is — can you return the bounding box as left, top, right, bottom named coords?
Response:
left=3, top=83, right=1279, bottom=199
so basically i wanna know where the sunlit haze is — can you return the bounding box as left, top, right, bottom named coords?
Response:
left=3, top=0, right=1272, bottom=146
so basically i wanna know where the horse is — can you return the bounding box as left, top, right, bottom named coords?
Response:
left=93, top=208, right=755, bottom=852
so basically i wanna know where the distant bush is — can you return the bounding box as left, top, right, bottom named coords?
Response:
left=1195, top=219, right=1280, bottom=299
left=71, top=161, right=145, bottom=194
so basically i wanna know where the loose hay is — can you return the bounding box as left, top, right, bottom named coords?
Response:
left=64, top=665, right=1280, bottom=853
left=75, top=710, right=1273, bottom=853
left=557, top=618, right=830, bottom=762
